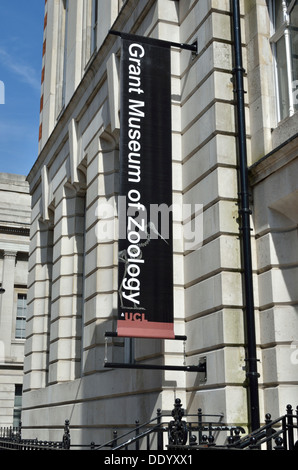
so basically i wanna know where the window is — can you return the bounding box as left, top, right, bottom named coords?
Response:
left=269, top=0, right=298, bottom=121
left=62, top=0, right=69, bottom=108
left=91, top=0, right=98, bottom=54
left=15, top=293, right=27, bottom=339
left=13, top=385, right=22, bottom=428
left=55, top=0, right=69, bottom=116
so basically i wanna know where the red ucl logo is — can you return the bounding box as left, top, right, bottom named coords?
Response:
left=124, top=312, right=147, bottom=322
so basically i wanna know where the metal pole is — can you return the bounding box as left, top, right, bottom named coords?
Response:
left=104, top=362, right=206, bottom=372
left=231, top=0, right=260, bottom=431
left=109, top=30, right=198, bottom=53
left=105, top=331, right=187, bottom=341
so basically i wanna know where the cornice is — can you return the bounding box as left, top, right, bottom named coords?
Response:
left=249, top=133, right=298, bottom=186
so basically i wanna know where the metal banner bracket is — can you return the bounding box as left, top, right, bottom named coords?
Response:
left=104, top=332, right=207, bottom=374
left=109, top=30, right=198, bottom=54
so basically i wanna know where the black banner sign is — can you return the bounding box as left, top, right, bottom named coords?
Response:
left=117, top=34, right=174, bottom=339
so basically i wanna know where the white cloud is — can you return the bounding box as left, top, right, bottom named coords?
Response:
left=0, top=46, right=40, bottom=92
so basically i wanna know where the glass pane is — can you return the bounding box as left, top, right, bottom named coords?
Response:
left=17, top=293, right=27, bottom=319
left=291, top=43, right=298, bottom=112
left=14, top=395, right=22, bottom=407
left=290, top=4, right=298, bottom=112
left=276, top=36, right=290, bottom=119
left=290, top=3, right=298, bottom=26
left=275, top=0, right=285, bottom=29
left=91, top=0, right=98, bottom=53
left=13, top=385, right=22, bottom=428
left=16, top=318, right=26, bottom=339
left=13, top=408, right=21, bottom=428
left=16, top=308, right=26, bottom=319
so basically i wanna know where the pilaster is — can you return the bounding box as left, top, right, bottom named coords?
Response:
left=48, top=185, right=85, bottom=383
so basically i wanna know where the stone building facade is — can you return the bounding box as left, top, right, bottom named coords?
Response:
left=0, top=173, right=30, bottom=427
left=23, top=0, right=298, bottom=444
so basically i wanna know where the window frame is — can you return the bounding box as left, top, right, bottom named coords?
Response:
left=15, top=291, right=27, bottom=340
left=55, top=0, right=69, bottom=118
left=269, top=0, right=298, bottom=121
left=13, top=384, right=22, bottom=428
left=91, top=0, right=98, bottom=54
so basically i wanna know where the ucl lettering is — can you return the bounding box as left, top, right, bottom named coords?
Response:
left=122, top=312, right=148, bottom=322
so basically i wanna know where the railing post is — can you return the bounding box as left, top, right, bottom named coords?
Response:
left=274, top=436, right=285, bottom=450
left=282, top=415, right=288, bottom=449
left=296, top=406, right=298, bottom=448
left=208, top=422, right=215, bottom=446
left=112, top=430, right=118, bottom=448
left=168, top=399, right=188, bottom=446
left=286, top=404, right=294, bottom=450
left=157, top=408, right=163, bottom=450
left=135, top=420, right=139, bottom=451
left=249, top=436, right=258, bottom=450
left=198, top=408, right=203, bottom=445
left=62, top=419, right=71, bottom=449
left=265, top=413, right=273, bottom=450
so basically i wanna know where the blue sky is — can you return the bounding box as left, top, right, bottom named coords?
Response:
left=0, top=1, right=44, bottom=176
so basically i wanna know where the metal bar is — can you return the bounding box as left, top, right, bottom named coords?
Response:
left=135, top=420, right=139, bottom=451
left=104, top=362, right=205, bottom=372
left=157, top=409, right=163, bottom=450
left=109, top=30, right=197, bottom=52
left=105, top=331, right=187, bottom=341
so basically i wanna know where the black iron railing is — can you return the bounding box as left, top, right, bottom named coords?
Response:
left=0, top=399, right=297, bottom=450
left=95, top=398, right=246, bottom=450
left=0, top=419, right=70, bottom=450
left=229, top=404, right=298, bottom=450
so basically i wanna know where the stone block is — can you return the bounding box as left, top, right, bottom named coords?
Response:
left=185, top=271, right=243, bottom=319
